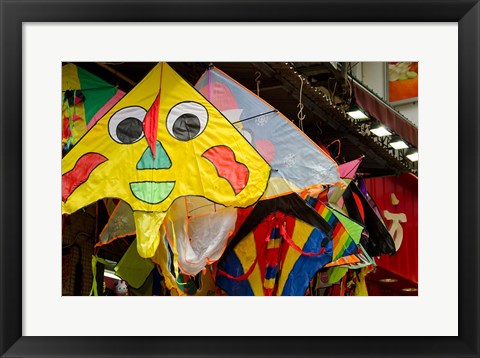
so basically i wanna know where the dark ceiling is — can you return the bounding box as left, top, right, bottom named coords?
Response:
left=71, top=61, right=417, bottom=178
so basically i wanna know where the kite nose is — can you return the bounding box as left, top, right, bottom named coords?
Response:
left=143, top=93, right=160, bottom=158
left=137, top=140, right=172, bottom=170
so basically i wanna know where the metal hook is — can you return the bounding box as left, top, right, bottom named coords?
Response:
left=297, top=76, right=306, bottom=131
left=254, top=71, right=261, bottom=96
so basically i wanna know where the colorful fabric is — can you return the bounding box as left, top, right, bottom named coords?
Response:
left=196, top=67, right=341, bottom=199
left=304, top=190, right=366, bottom=263
left=308, top=197, right=360, bottom=261
left=151, top=228, right=217, bottom=296
left=216, top=194, right=333, bottom=296
left=304, top=188, right=374, bottom=286
left=338, top=156, right=364, bottom=179
left=98, top=195, right=238, bottom=276
left=354, top=267, right=371, bottom=296
left=342, top=182, right=396, bottom=256
left=326, top=180, right=396, bottom=257
left=62, top=62, right=271, bottom=258
left=151, top=231, right=184, bottom=295
left=333, top=245, right=375, bottom=270
left=87, top=90, right=126, bottom=130
left=62, top=63, right=124, bottom=151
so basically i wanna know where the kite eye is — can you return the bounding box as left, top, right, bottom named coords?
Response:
left=166, top=102, right=208, bottom=141
left=109, top=106, right=147, bottom=144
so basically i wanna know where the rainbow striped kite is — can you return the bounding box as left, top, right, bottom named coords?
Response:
left=306, top=195, right=362, bottom=263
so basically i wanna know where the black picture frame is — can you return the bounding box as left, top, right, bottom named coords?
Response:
left=1, top=1, right=478, bottom=357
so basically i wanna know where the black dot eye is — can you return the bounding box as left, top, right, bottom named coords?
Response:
left=172, top=113, right=201, bottom=141
left=109, top=106, right=146, bottom=144
left=166, top=102, right=208, bottom=141
left=117, top=117, right=143, bottom=144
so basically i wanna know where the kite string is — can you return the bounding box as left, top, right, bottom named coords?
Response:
left=278, top=221, right=326, bottom=257
left=327, top=139, right=342, bottom=160
left=207, top=68, right=212, bottom=102
left=231, top=109, right=277, bottom=124
left=297, top=76, right=306, bottom=131
left=184, top=197, right=190, bottom=240
left=217, top=257, right=258, bottom=281
left=61, top=85, right=117, bottom=93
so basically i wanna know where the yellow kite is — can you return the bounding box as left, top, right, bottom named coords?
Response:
left=62, top=63, right=271, bottom=257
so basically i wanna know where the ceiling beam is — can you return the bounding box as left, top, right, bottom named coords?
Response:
left=251, top=62, right=409, bottom=174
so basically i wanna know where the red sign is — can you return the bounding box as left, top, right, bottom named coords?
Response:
left=364, top=173, right=418, bottom=283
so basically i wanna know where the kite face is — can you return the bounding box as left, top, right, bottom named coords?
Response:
left=62, top=63, right=271, bottom=214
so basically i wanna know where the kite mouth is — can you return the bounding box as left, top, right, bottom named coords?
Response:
left=130, top=181, right=175, bottom=204
left=62, top=153, right=107, bottom=201
left=202, top=145, right=249, bottom=195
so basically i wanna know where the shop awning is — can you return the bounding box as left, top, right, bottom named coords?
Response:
left=353, top=79, right=418, bottom=148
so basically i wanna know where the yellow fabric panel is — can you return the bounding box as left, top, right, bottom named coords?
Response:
left=276, top=220, right=312, bottom=295
left=133, top=211, right=166, bottom=258
left=262, top=177, right=298, bottom=199
left=89, top=255, right=99, bottom=296
left=62, top=64, right=80, bottom=92
left=234, top=231, right=263, bottom=296
left=333, top=230, right=350, bottom=260
left=62, top=62, right=270, bottom=215
left=354, top=267, right=369, bottom=296
left=264, top=278, right=276, bottom=290
left=195, top=267, right=217, bottom=296
left=89, top=255, right=115, bottom=296
left=114, top=239, right=155, bottom=289
left=267, top=238, right=281, bottom=249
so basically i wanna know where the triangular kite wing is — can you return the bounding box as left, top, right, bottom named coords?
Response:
left=196, top=67, right=341, bottom=199
left=341, top=182, right=396, bottom=256
left=338, top=156, right=364, bottom=179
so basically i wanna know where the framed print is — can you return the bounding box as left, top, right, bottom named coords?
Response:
left=1, top=1, right=479, bottom=357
